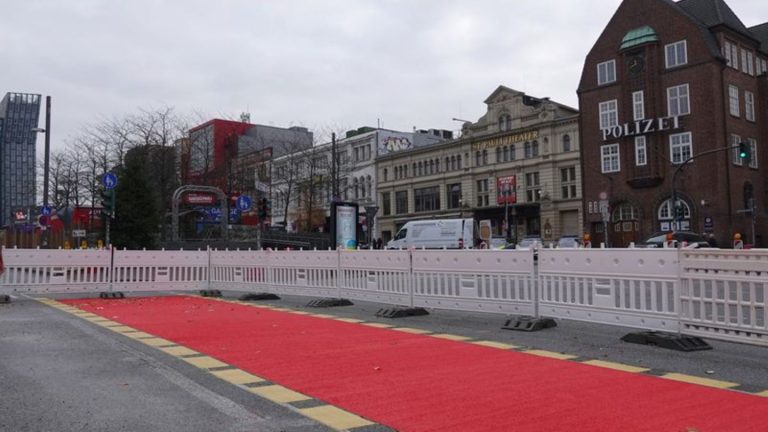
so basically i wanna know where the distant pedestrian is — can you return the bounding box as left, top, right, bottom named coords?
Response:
left=376, top=238, right=383, bottom=249
left=707, top=234, right=719, bottom=248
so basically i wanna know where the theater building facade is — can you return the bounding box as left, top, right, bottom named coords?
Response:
left=578, top=0, right=768, bottom=247
left=376, top=86, right=581, bottom=244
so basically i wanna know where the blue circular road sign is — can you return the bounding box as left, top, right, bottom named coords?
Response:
left=103, top=172, right=118, bottom=190
left=236, top=195, right=252, bottom=211
left=41, top=206, right=53, bottom=216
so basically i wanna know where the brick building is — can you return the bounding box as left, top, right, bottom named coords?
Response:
left=578, top=0, right=768, bottom=247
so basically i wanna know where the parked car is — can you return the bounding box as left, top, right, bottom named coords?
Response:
left=517, top=236, right=543, bottom=249
left=556, top=235, right=581, bottom=248
left=636, top=231, right=710, bottom=248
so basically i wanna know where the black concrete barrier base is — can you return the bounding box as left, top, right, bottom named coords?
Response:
left=200, top=289, right=223, bottom=298
left=239, top=293, right=281, bottom=301
left=375, top=307, right=429, bottom=318
left=502, top=315, right=557, bottom=332
left=99, top=292, right=125, bottom=299
left=621, top=331, right=712, bottom=352
left=306, top=298, right=353, bottom=308
left=0, top=294, right=10, bottom=304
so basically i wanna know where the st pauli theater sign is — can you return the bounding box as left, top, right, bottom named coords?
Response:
left=601, top=116, right=681, bottom=141
left=472, top=130, right=539, bottom=151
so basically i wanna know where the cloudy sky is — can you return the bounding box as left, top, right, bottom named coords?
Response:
left=2, top=0, right=765, bottom=152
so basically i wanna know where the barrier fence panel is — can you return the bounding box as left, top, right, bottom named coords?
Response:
left=267, top=250, right=338, bottom=298
left=680, top=249, right=768, bottom=346
left=538, top=249, right=680, bottom=332
left=112, top=249, right=209, bottom=292
left=210, top=249, right=270, bottom=292
left=339, top=249, right=411, bottom=305
left=0, top=247, right=111, bottom=295
left=411, top=249, right=536, bottom=315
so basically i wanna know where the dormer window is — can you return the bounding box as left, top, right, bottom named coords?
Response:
left=498, top=114, right=512, bottom=131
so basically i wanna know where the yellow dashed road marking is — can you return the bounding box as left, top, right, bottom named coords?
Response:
left=160, top=346, right=199, bottom=357
left=182, top=356, right=229, bottom=369
left=334, top=317, right=364, bottom=323
left=310, top=313, right=336, bottom=319
left=299, top=405, right=374, bottom=430
left=248, top=385, right=311, bottom=403
left=525, top=350, right=577, bottom=360
left=109, top=325, right=139, bottom=333
left=289, top=311, right=311, bottom=315
left=582, top=360, right=649, bottom=373
left=662, top=373, right=738, bottom=389
left=362, top=322, right=394, bottom=328
left=141, top=337, right=176, bottom=347
left=123, top=331, right=155, bottom=339
left=472, top=340, right=518, bottom=350
left=210, top=369, right=264, bottom=385
left=431, top=333, right=472, bottom=341
left=392, top=327, right=432, bottom=334
left=756, top=390, right=768, bottom=397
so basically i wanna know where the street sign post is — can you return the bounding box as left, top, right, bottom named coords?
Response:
left=102, top=172, right=117, bottom=246
left=236, top=195, right=252, bottom=212
left=41, top=206, right=52, bottom=216
left=103, top=172, right=118, bottom=190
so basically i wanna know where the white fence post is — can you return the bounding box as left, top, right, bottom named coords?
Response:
left=336, top=247, right=342, bottom=299
left=206, top=246, right=212, bottom=291
left=409, top=249, right=415, bottom=308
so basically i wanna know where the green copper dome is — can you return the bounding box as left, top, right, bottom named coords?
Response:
left=620, top=26, right=659, bottom=50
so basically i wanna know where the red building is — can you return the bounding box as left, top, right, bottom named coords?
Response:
left=578, top=0, right=767, bottom=247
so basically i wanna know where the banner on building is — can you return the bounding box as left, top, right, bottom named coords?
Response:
left=496, top=176, right=517, bottom=205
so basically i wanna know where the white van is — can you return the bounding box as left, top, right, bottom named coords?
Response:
left=386, top=219, right=478, bottom=249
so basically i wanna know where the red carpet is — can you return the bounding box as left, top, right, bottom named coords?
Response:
left=63, top=296, right=768, bottom=431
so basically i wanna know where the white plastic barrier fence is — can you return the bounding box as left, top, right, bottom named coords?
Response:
left=679, top=249, right=768, bottom=346
left=112, top=249, right=209, bottom=292
left=411, top=249, right=537, bottom=315
left=0, top=248, right=111, bottom=295
left=339, top=249, right=411, bottom=306
left=210, top=249, right=270, bottom=291
left=538, top=249, right=680, bottom=332
left=265, top=249, right=339, bottom=298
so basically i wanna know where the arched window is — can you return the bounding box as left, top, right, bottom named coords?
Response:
left=429, top=160, right=434, bottom=174
left=353, top=178, right=359, bottom=199
left=532, top=140, right=539, bottom=157
left=524, top=142, right=531, bottom=158
left=503, top=146, right=509, bottom=162
left=498, top=116, right=506, bottom=131
left=496, top=147, right=502, bottom=163
left=482, top=149, right=488, bottom=165
left=366, top=175, right=372, bottom=198
left=658, top=199, right=690, bottom=220
left=383, top=168, right=388, bottom=182
left=475, top=151, right=482, bottom=166
left=612, top=203, right=639, bottom=222
left=563, top=134, right=572, bottom=152
left=450, top=156, right=455, bottom=170
left=360, top=177, right=367, bottom=198
left=435, top=159, right=440, bottom=172
left=457, top=155, right=462, bottom=169
left=445, top=157, right=450, bottom=170
left=412, top=163, right=417, bottom=176
left=510, top=144, right=515, bottom=160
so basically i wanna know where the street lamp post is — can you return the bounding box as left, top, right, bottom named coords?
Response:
left=31, top=96, right=52, bottom=248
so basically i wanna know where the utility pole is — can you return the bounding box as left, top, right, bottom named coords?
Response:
left=331, top=132, right=338, bottom=201
left=42, top=96, right=51, bottom=248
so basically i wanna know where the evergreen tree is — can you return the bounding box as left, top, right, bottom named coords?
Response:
left=111, top=147, right=161, bottom=249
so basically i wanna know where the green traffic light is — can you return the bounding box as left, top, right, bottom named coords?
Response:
left=738, top=142, right=749, bottom=159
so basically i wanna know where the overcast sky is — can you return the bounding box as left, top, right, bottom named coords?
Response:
left=2, top=0, right=765, bottom=153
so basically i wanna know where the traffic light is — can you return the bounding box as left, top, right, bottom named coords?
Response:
left=264, top=199, right=271, bottom=219
left=258, top=198, right=267, bottom=219
left=101, top=188, right=115, bottom=218
left=738, top=141, right=751, bottom=163
left=675, top=204, right=685, bottom=220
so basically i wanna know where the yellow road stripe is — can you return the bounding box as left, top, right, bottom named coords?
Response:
left=101, top=321, right=128, bottom=328
left=109, top=326, right=138, bottom=333
left=361, top=322, right=394, bottom=328
left=299, top=405, right=374, bottom=430
left=123, top=331, right=155, bottom=339
left=431, top=333, right=472, bottom=341
left=160, top=346, right=199, bottom=357
left=248, top=385, right=310, bottom=403
left=83, top=317, right=111, bottom=322
left=334, top=317, right=364, bottom=323
left=182, top=356, right=229, bottom=369
left=756, top=390, right=768, bottom=397
left=662, top=373, right=739, bottom=389
left=310, top=313, right=336, bottom=319
left=141, top=337, right=176, bottom=347
left=582, top=360, right=649, bottom=373
left=524, top=350, right=577, bottom=360
left=289, top=310, right=311, bottom=315
left=210, top=369, right=264, bottom=385
left=472, top=340, right=518, bottom=350
left=392, top=327, right=432, bottom=335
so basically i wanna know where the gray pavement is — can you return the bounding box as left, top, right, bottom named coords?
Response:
left=1, top=290, right=767, bottom=432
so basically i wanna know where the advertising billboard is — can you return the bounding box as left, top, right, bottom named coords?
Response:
left=496, top=176, right=517, bottom=205
left=331, top=202, right=359, bottom=249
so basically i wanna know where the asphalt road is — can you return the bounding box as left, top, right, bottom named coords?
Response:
left=1, top=291, right=766, bottom=431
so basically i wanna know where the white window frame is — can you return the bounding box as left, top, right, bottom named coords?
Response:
left=665, top=40, right=688, bottom=68
left=745, top=91, right=755, bottom=122
left=731, top=134, right=743, bottom=166
left=748, top=138, right=758, bottom=169
left=658, top=199, right=690, bottom=220
left=632, top=91, right=645, bottom=121
left=669, top=132, right=692, bottom=165
left=597, top=60, right=616, bottom=85
left=746, top=51, right=755, bottom=75
left=599, top=100, right=618, bottom=129
left=723, top=41, right=733, bottom=67
left=741, top=49, right=749, bottom=74
left=601, top=144, right=620, bottom=173
left=730, top=43, right=739, bottom=70
left=667, top=84, right=690, bottom=117
left=635, top=136, right=647, bottom=166
left=728, top=85, right=740, bottom=117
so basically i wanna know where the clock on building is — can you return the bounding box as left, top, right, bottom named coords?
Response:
left=628, top=54, right=645, bottom=75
